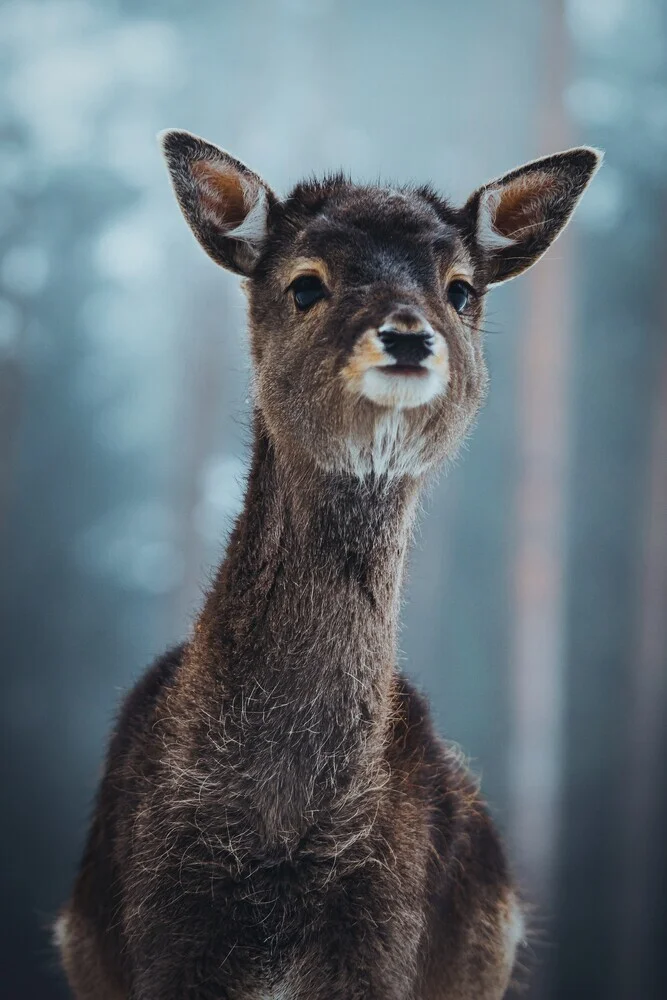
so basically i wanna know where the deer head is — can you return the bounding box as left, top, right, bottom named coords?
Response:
left=161, top=130, right=600, bottom=479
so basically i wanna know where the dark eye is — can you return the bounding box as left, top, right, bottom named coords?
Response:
left=291, top=274, right=326, bottom=311
left=447, top=279, right=473, bottom=314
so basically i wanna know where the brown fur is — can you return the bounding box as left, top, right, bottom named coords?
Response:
left=191, top=160, right=250, bottom=228
left=490, top=171, right=558, bottom=240
left=56, top=130, right=601, bottom=999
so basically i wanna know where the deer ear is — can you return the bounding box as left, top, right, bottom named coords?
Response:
left=464, top=147, right=602, bottom=285
left=159, top=129, right=275, bottom=276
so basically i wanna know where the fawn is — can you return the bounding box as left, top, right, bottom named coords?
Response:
left=56, top=130, right=600, bottom=999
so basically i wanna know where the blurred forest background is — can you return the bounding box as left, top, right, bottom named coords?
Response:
left=1, top=1, right=666, bottom=998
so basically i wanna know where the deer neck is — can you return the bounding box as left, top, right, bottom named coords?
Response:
left=185, top=414, right=420, bottom=832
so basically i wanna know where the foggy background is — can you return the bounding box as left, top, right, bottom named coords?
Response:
left=1, top=1, right=666, bottom=998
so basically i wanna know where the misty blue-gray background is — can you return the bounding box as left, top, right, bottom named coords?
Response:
left=1, top=1, right=666, bottom=998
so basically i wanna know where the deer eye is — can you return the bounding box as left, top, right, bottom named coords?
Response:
left=291, top=275, right=326, bottom=311
left=447, top=279, right=473, bottom=314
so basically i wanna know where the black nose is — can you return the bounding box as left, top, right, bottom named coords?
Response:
left=378, top=329, right=434, bottom=366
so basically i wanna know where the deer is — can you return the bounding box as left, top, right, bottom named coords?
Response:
left=55, top=129, right=600, bottom=1000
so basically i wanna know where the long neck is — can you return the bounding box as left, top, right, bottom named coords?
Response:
left=183, top=415, right=420, bottom=834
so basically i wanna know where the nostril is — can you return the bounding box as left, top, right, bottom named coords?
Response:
left=378, top=329, right=434, bottom=366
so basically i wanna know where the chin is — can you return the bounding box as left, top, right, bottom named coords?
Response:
left=360, top=367, right=447, bottom=410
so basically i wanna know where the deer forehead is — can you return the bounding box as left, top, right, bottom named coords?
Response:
left=269, top=187, right=471, bottom=286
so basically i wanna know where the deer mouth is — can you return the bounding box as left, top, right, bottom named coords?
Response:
left=376, top=363, right=430, bottom=377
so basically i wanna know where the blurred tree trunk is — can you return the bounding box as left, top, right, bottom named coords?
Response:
left=508, top=2, right=572, bottom=996
left=615, top=208, right=667, bottom=999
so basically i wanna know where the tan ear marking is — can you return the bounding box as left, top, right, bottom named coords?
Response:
left=491, top=171, right=558, bottom=241
left=191, top=161, right=248, bottom=230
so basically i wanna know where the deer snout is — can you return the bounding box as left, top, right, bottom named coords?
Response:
left=341, top=305, right=449, bottom=410
left=378, top=329, right=434, bottom=366
left=378, top=309, right=435, bottom=367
